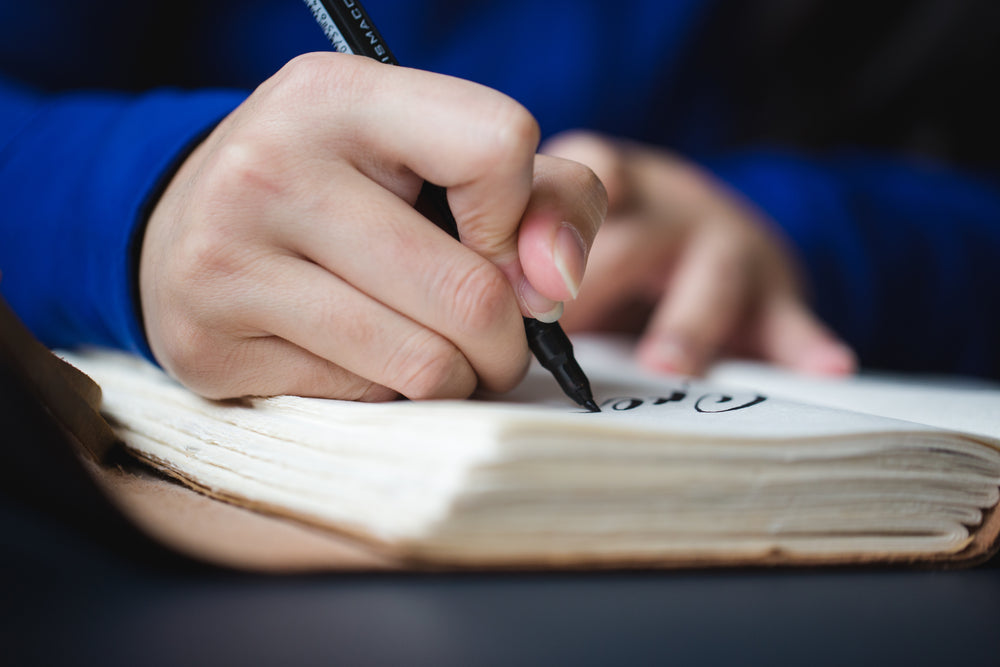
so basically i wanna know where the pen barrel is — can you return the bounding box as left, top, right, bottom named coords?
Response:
left=302, top=0, right=596, bottom=411
left=415, top=182, right=460, bottom=239
left=306, top=0, right=398, bottom=64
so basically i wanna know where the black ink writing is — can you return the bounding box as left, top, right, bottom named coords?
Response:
left=606, top=398, right=644, bottom=411
left=694, top=393, right=767, bottom=413
left=598, top=390, right=766, bottom=414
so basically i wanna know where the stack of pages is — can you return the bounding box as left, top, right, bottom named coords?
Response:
left=61, top=336, right=1000, bottom=568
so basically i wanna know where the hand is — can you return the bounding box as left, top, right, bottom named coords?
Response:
left=544, top=131, right=855, bottom=376
left=139, top=53, right=605, bottom=401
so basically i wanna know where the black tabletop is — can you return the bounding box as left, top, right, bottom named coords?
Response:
left=4, top=492, right=1000, bottom=667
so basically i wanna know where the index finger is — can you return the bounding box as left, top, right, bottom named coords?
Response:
left=329, top=55, right=540, bottom=268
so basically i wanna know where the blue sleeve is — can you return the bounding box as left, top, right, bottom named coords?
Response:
left=0, top=75, right=244, bottom=358
left=708, top=150, right=1000, bottom=377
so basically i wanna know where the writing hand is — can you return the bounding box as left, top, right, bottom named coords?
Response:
left=545, top=131, right=854, bottom=376
left=139, top=54, right=604, bottom=400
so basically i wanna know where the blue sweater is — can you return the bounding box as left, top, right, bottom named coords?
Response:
left=2, top=0, right=998, bottom=376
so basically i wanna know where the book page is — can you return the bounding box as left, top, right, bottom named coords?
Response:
left=487, top=336, right=998, bottom=448
left=57, top=342, right=1000, bottom=563
left=62, top=339, right=998, bottom=450
left=707, top=360, right=1000, bottom=443
left=509, top=335, right=999, bottom=444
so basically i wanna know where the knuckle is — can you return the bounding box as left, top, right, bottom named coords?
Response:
left=307, top=361, right=399, bottom=402
left=175, top=159, right=277, bottom=287
left=158, top=329, right=235, bottom=399
left=276, top=52, right=339, bottom=94
left=469, top=99, right=540, bottom=174
left=354, top=381, right=399, bottom=403
left=443, top=260, right=513, bottom=337
left=275, top=51, right=373, bottom=108
left=494, top=101, right=541, bottom=156
left=203, top=139, right=284, bottom=199
left=283, top=51, right=332, bottom=76
left=481, top=350, right=531, bottom=394
left=177, top=218, right=255, bottom=287
left=388, top=332, right=473, bottom=400
left=405, top=352, right=466, bottom=400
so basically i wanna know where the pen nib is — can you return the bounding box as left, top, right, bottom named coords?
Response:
left=582, top=399, right=601, bottom=413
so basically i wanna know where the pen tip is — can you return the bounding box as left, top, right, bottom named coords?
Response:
left=582, top=399, right=601, bottom=413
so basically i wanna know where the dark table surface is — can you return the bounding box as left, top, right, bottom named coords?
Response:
left=4, top=493, right=1000, bottom=667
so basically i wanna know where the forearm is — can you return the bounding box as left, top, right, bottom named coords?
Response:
left=0, top=80, right=244, bottom=355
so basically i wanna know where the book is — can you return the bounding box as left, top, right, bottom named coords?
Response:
left=57, top=336, right=1000, bottom=570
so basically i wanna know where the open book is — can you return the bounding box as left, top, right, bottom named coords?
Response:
left=60, top=337, right=1000, bottom=569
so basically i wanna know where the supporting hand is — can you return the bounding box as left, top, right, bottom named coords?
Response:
left=545, top=131, right=854, bottom=376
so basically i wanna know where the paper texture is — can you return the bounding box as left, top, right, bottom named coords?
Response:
left=58, top=340, right=1000, bottom=570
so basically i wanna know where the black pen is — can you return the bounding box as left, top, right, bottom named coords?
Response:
left=301, top=0, right=600, bottom=412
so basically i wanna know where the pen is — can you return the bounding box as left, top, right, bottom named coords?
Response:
left=301, top=0, right=600, bottom=412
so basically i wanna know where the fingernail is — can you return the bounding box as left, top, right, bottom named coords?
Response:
left=519, top=277, right=564, bottom=323
left=803, top=341, right=857, bottom=376
left=553, top=223, right=587, bottom=299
